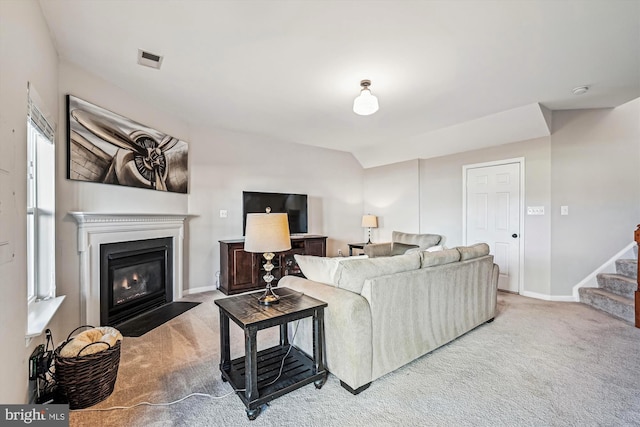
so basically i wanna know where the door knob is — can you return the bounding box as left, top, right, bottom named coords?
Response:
left=512, top=233, right=518, bottom=238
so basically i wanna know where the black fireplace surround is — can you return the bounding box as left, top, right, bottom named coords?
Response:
left=100, top=237, right=173, bottom=326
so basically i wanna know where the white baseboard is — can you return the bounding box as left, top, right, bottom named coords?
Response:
left=520, top=290, right=575, bottom=302
left=183, top=285, right=217, bottom=295
left=571, top=241, right=636, bottom=300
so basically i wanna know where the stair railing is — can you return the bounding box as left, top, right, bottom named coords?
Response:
left=635, top=225, right=640, bottom=328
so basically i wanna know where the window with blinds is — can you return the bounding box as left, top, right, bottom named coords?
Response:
left=27, top=92, right=56, bottom=303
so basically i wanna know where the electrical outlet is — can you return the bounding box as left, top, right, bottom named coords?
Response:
left=219, top=210, right=227, bottom=218
left=338, top=249, right=343, bottom=256
left=561, top=206, right=569, bottom=216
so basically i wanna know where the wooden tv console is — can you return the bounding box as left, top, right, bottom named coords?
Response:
left=219, top=235, right=327, bottom=295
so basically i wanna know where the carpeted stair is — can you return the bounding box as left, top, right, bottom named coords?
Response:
left=579, top=258, right=637, bottom=323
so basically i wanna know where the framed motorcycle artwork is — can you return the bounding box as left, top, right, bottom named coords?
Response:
left=66, top=95, right=189, bottom=194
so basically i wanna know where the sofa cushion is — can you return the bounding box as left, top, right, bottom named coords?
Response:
left=294, top=255, right=363, bottom=284
left=363, top=243, right=392, bottom=258
left=392, top=231, right=442, bottom=249
left=365, top=242, right=420, bottom=258
left=456, top=243, right=490, bottom=261
left=390, top=242, right=420, bottom=256
left=334, top=252, right=421, bottom=294
left=420, top=248, right=461, bottom=268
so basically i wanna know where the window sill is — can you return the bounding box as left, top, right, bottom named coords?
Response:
left=27, top=296, right=65, bottom=338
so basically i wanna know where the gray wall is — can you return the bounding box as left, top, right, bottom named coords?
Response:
left=550, top=102, right=640, bottom=296
left=419, top=137, right=552, bottom=296
left=187, top=125, right=364, bottom=291
left=363, top=160, right=420, bottom=243
left=0, top=0, right=59, bottom=403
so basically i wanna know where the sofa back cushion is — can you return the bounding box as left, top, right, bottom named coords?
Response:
left=295, top=252, right=421, bottom=294
left=392, top=231, right=442, bottom=249
left=456, top=243, right=490, bottom=261
left=334, top=252, right=421, bottom=294
left=420, top=248, right=461, bottom=268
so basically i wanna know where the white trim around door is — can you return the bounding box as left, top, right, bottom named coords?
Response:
left=462, top=157, right=525, bottom=294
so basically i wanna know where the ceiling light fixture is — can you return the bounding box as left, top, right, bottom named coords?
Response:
left=572, top=85, right=589, bottom=95
left=353, top=80, right=379, bottom=116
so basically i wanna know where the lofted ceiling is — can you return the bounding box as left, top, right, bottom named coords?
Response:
left=39, top=0, right=639, bottom=168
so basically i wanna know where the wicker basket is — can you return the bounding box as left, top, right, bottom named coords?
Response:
left=54, top=325, right=122, bottom=409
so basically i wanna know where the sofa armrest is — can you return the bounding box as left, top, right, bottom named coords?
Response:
left=363, top=242, right=392, bottom=257
left=278, top=275, right=373, bottom=391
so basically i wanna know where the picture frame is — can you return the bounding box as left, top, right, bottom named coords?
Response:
left=66, top=95, right=188, bottom=193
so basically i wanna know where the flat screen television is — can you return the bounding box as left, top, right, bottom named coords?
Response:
left=242, top=191, right=308, bottom=235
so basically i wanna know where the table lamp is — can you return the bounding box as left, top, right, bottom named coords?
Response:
left=244, top=208, right=291, bottom=305
left=361, top=214, right=378, bottom=244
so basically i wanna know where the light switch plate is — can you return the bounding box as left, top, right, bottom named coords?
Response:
left=527, top=206, right=544, bottom=215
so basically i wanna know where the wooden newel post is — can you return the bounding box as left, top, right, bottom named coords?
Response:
left=635, top=225, right=640, bottom=328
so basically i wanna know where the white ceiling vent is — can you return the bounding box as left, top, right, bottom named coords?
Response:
left=137, top=49, right=163, bottom=69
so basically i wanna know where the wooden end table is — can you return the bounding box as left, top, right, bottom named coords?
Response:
left=215, top=287, right=328, bottom=420
left=348, top=242, right=367, bottom=256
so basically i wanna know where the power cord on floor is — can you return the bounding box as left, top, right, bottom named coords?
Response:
left=71, top=391, right=236, bottom=412
left=73, top=320, right=302, bottom=412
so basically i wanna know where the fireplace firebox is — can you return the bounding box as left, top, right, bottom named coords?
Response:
left=100, top=237, right=173, bottom=326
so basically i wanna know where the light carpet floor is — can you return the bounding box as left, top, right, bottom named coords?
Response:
left=69, top=290, right=640, bottom=426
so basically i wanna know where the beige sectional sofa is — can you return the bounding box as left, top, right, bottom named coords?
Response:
left=278, top=243, right=499, bottom=394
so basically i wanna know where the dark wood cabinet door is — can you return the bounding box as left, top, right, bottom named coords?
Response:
left=220, top=241, right=258, bottom=294
left=231, top=247, right=257, bottom=289
left=305, top=239, right=326, bottom=256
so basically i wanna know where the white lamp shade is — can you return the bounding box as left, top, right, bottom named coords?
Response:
left=353, top=88, right=379, bottom=116
left=244, top=212, right=291, bottom=253
left=361, top=214, right=378, bottom=228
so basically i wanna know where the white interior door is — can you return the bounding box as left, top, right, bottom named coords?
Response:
left=465, top=162, right=521, bottom=293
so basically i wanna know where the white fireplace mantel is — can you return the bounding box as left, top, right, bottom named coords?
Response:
left=70, top=212, right=188, bottom=326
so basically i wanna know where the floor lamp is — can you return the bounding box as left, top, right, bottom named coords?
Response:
left=244, top=208, right=291, bottom=305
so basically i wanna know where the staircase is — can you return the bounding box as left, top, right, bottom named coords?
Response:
left=579, top=257, right=637, bottom=324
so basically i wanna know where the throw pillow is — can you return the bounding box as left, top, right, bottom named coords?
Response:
left=294, top=255, right=364, bottom=284
left=425, top=245, right=444, bottom=252
left=294, top=255, right=341, bottom=285
left=420, top=248, right=461, bottom=268
left=456, top=243, right=490, bottom=261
